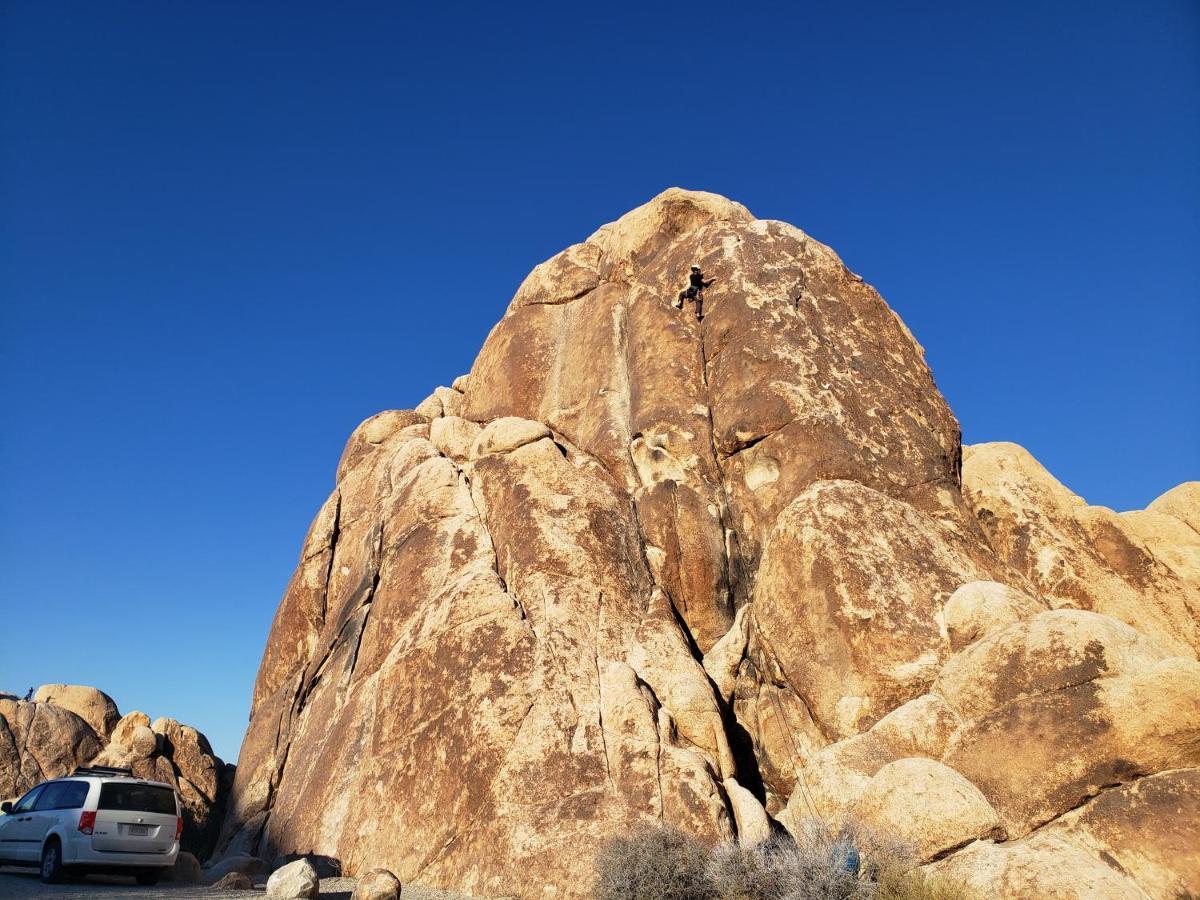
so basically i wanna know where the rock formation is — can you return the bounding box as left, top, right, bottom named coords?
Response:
left=222, top=189, right=1200, bottom=898
left=0, top=684, right=232, bottom=859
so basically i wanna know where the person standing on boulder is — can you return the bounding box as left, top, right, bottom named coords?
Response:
left=676, top=265, right=715, bottom=320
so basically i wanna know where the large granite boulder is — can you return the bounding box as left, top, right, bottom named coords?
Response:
left=0, top=696, right=102, bottom=798
left=32, top=684, right=120, bottom=740
left=221, top=189, right=1200, bottom=899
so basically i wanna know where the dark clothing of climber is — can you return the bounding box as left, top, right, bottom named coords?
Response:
left=677, top=267, right=715, bottom=320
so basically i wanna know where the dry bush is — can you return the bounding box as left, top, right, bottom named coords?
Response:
left=592, top=823, right=714, bottom=900
left=593, top=819, right=974, bottom=900
left=875, top=862, right=971, bottom=900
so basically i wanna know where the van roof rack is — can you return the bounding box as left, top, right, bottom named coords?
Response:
left=71, top=765, right=135, bottom=778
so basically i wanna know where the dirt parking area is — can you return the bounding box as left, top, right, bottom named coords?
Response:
left=0, top=866, right=478, bottom=898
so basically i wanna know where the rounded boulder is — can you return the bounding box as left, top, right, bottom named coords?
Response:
left=352, top=867, right=402, bottom=900
left=266, top=858, right=319, bottom=899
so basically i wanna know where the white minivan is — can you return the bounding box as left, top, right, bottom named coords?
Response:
left=0, top=765, right=181, bottom=884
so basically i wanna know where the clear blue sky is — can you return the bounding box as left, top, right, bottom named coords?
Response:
left=2, top=2, right=1196, bottom=762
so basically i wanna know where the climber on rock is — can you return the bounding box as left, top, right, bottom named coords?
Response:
left=675, top=265, right=715, bottom=320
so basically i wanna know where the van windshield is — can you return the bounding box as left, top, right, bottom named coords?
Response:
left=97, top=783, right=176, bottom=815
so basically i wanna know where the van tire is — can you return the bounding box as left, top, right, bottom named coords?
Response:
left=40, top=838, right=65, bottom=884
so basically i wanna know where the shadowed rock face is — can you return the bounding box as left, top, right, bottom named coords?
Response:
left=222, top=189, right=1200, bottom=899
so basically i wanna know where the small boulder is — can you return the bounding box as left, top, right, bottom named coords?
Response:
left=943, top=581, right=1044, bottom=650
left=211, top=871, right=255, bottom=890
left=430, top=415, right=482, bottom=463
left=414, top=392, right=444, bottom=419
left=723, top=777, right=771, bottom=846
left=110, top=710, right=152, bottom=748
left=166, top=851, right=203, bottom=883
left=433, top=385, right=462, bottom=417
left=129, top=724, right=159, bottom=759
left=266, top=858, right=319, bottom=899
left=469, top=416, right=551, bottom=460
left=703, top=605, right=751, bottom=701
left=352, top=867, right=402, bottom=900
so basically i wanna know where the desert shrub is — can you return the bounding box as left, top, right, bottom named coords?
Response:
left=708, top=835, right=816, bottom=899
left=593, top=823, right=714, bottom=900
left=875, top=861, right=970, bottom=900
left=593, top=820, right=973, bottom=900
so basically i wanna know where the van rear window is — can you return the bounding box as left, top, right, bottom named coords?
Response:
left=97, top=783, right=176, bottom=815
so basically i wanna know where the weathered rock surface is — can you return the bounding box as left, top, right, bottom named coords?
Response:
left=224, top=189, right=1200, bottom=899
left=0, top=686, right=231, bottom=859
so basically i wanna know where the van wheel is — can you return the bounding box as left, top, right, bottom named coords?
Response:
left=40, top=838, right=65, bottom=884
left=135, top=868, right=163, bottom=886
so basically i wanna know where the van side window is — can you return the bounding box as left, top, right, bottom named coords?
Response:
left=13, top=785, right=44, bottom=813
left=34, top=782, right=68, bottom=811
left=57, top=781, right=90, bottom=809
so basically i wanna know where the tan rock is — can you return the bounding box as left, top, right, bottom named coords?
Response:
left=429, top=415, right=481, bottom=463
left=433, top=385, right=462, bottom=417
left=1035, top=768, right=1200, bottom=898
left=943, top=580, right=1045, bottom=650
left=937, top=610, right=1200, bottom=836
left=0, top=697, right=101, bottom=798
left=32, top=684, right=119, bottom=739
left=451, top=373, right=471, bottom=392
left=223, top=189, right=1197, bottom=899
left=1121, top=506, right=1200, bottom=592
left=468, top=415, right=551, bottom=459
left=266, top=858, right=318, bottom=899
left=414, top=393, right=443, bottom=419
left=963, top=443, right=1200, bottom=655
left=352, top=867, right=401, bottom=900
left=129, top=724, right=159, bottom=759
left=929, top=833, right=1145, bottom=899
left=336, top=410, right=427, bottom=483
left=723, top=777, right=771, bottom=846
left=1147, top=480, right=1200, bottom=533
left=749, top=479, right=1013, bottom=744
left=110, top=710, right=151, bottom=748
left=782, top=694, right=962, bottom=824
left=851, top=758, right=1004, bottom=862
left=703, top=604, right=750, bottom=702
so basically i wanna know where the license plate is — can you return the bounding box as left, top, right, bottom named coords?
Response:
left=129, top=825, right=148, bottom=836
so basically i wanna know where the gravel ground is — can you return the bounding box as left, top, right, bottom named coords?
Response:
left=0, top=866, right=478, bottom=898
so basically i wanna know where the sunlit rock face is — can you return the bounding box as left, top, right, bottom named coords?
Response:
left=221, top=189, right=1200, bottom=899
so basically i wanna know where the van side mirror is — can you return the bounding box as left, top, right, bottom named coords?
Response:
left=0, top=801, right=12, bottom=814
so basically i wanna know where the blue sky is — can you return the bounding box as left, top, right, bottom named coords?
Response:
left=1, top=2, right=1196, bottom=762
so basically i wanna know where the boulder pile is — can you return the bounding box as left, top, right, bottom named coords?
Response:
left=218, top=189, right=1199, bottom=898
left=0, top=683, right=232, bottom=859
